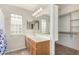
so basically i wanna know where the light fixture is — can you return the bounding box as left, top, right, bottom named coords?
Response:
left=35, top=14, right=40, bottom=18
left=32, top=7, right=43, bottom=16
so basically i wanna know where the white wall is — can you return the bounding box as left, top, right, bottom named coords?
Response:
left=58, top=4, right=79, bottom=50
left=0, top=4, right=32, bottom=52
left=57, top=33, right=79, bottom=50
left=50, top=5, right=58, bottom=55
left=58, top=15, right=70, bottom=32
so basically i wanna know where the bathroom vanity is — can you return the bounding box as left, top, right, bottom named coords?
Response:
left=25, top=34, right=50, bottom=55
left=25, top=11, right=50, bottom=55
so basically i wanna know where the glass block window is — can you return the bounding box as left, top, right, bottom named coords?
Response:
left=11, top=14, right=23, bottom=35
left=41, top=19, right=47, bottom=33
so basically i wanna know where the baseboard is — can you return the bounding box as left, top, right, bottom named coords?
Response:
left=6, top=47, right=26, bottom=53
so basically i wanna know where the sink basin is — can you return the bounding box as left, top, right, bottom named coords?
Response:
left=26, top=33, right=50, bottom=42
left=35, top=34, right=50, bottom=38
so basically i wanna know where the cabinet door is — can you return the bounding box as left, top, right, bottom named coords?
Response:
left=31, top=46, right=36, bottom=55
left=71, top=11, right=79, bottom=20
left=27, top=39, right=30, bottom=52
left=59, top=15, right=70, bottom=32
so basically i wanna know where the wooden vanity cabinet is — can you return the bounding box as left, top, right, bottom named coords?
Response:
left=25, top=36, right=50, bottom=55
left=36, top=41, right=50, bottom=55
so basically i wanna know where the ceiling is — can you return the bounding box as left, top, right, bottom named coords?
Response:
left=57, top=4, right=75, bottom=9
left=11, top=4, right=48, bottom=12
left=10, top=4, right=50, bottom=17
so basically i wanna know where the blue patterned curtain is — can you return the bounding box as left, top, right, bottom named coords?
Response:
left=0, top=9, right=7, bottom=55
left=0, top=29, right=7, bottom=55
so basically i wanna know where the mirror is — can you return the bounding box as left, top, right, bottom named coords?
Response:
left=38, top=15, right=50, bottom=34
left=27, top=20, right=39, bottom=30
left=26, top=15, right=50, bottom=34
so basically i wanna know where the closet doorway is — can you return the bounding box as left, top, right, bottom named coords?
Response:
left=55, top=10, right=79, bottom=55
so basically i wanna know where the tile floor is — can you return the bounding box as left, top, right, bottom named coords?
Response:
left=5, top=44, right=79, bottom=55
left=55, top=43, right=79, bottom=55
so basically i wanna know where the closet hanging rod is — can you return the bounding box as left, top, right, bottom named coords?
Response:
left=59, top=32, right=78, bottom=35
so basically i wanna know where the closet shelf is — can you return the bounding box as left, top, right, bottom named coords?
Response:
left=71, top=19, right=79, bottom=21
left=71, top=26, right=79, bottom=27
left=59, top=32, right=78, bottom=35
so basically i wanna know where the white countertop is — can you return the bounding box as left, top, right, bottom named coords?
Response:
left=26, top=33, right=50, bottom=42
